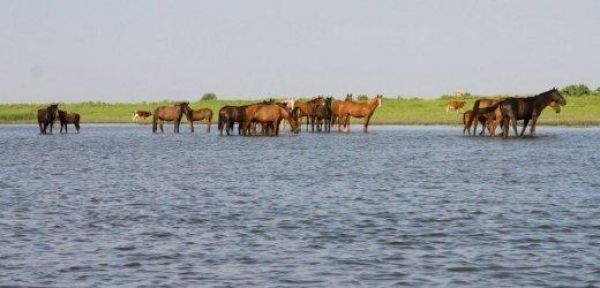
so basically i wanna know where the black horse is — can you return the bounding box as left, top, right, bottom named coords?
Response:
left=315, top=97, right=333, bottom=132
left=37, top=104, right=60, bottom=134
left=58, top=110, right=81, bottom=134
left=498, top=88, right=566, bottom=137
left=218, top=105, right=248, bottom=136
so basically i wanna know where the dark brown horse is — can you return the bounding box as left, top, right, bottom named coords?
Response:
left=218, top=105, right=248, bottom=136
left=295, top=96, right=325, bottom=132
left=37, top=104, right=60, bottom=134
left=152, top=102, right=192, bottom=133
left=58, top=110, right=81, bottom=134
left=337, top=95, right=383, bottom=133
left=498, top=88, right=566, bottom=137
left=315, top=97, right=333, bottom=132
left=242, top=104, right=300, bottom=136
left=187, top=107, right=213, bottom=133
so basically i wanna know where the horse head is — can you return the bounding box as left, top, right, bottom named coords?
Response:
left=376, top=94, right=383, bottom=108
left=549, top=100, right=562, bottom=113
left=48, top=104, right=60, bottom=119
left=345, top=93, right=353, bottom=101
left=177, top=102, right=193, bottom=119
left=324, top=97, right=333, bottom=108
left=551, top=88, right=567, bottom=106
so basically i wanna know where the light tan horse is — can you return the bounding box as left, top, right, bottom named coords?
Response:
left=187, top=107, right=213, bottom=133
left=446, top=100, right=466, bottom=113
left=337, top=95, right=383, bottom=133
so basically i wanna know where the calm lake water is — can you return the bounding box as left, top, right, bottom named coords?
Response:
left=0, top=124, right=598, bottom=287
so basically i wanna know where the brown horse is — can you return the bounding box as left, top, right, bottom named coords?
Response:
left=187, top=107, right=213, bottom=133
left=331, top=93, right=353, bottom=127
left=152, top=102, right=192, bottom=133
left=58, top=110, right=81, bottom=134
left=463, top=110, right=496, bottom=136
left=37, top=104, right=60, bottom=134
left=218, top=105, right=248, bottom=136
left=315, top=97, right=333, bottom=132
left=295, top=96, right=325, bottom=132
left=471, top=98, right=504, bottom=136
left=242, top=104, right=300, bottom=136
left=337, top=95, right=383, bottom=133
left=498, top=88, right=566, bottom=137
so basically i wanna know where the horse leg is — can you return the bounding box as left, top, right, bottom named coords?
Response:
left=207, top=119, right=211, bottom=133
left=160, top=120, right=164, bottom=133
left=363, top=115, right=372, bottom=133
left=472, top=114, right=478, bottom=136
left=511, top=117, right=518, bottom=137
left=343, top=115, right=350, bottom=133
left=530, top=115, right=539, bottom=137
left=190, top=120, right=194, bottom=133
left=520, top=118, right=530, bottom=137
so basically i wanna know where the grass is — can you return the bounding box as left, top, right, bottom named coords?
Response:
left=1, top=96, right=599, bottom=126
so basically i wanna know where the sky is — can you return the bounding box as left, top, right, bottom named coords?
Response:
left=1, top=0, right=599, bottom=103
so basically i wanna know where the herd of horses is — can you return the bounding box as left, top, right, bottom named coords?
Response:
left=35, top=88, right=566, bottom=138
left=143, top=94, right=384, bottom=136
left=459, top=88, right=567, bottom=138
left=36, top=104, right=81, bottom=134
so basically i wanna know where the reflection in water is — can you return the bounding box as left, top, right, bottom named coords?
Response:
left=0, top=125, right=598, bottom=287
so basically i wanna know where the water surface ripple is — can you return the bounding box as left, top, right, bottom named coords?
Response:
left=0, top=125, right=598, bottom=287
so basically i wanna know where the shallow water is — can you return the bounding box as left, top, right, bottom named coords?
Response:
left=0, top=124, right=598, bottom=287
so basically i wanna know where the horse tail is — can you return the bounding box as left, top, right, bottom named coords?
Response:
left=218, top=112, right=225, bottom=132
left=152, top=109, right=158, bottom=133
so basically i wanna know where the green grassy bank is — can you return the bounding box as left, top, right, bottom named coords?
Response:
left=1, top=96, right=599, bottom=126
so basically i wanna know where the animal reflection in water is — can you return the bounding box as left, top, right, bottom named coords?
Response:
left=152, top=102, right=192, bottom=133
left=467, top=88, right=566, bottom=137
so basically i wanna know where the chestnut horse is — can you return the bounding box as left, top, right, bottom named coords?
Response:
left=337, top=95, right=383, bottom=133
left=188, top=107, right=213, bottom=133
left=331, top=93, right=353, bottom=127
left=58, top=110, right=81, bottom=134
left=218, top=105, right=248, bottom=136
left=471, top=98, right=504, bottom=136
left=37, top=104, right=60, bottom=134
left=295, top=96, right=325, bottom=132
left=242, top=104, right=300, bottom=136
left=152, top=102, right=192, bottom=133
left=463, top=110, right=496, bottom=136
left=498, top=88, right=566, bottom=137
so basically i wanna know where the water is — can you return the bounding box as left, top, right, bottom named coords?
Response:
left=0, top=124, right=598, bottom=287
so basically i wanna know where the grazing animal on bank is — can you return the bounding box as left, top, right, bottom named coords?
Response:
left=498, top=88, right=566, bottom=137
left=132, top=110, right=152, bottom=122
left=58, top=110, right=81, bottom=134
left=337, top=95, right=383, bottom=133
left=152, top=102, right=192, bottom=133
left=218, top=105, right=248, bottom=136
left=295, top=96, right=325, bottom=132
left=446, top=100, right=466, bottom=113
left=187, top=107, right=213, bottom=133
left=241, top=104, right=300, bottom=136
left=37, top=104, right=60, bottom=134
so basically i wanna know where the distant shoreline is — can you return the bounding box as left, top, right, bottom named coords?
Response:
left=1, top=96, right=599, bottom=126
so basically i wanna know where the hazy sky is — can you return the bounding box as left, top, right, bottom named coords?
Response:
left=1, top=1, right=599, bottom=103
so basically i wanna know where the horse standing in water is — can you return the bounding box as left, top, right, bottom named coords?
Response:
left=295, top=96, right=325, bottom=132
left=463, top=110, right=496, bottom=136
left=242, top=104, right=300, bottom=136
left=337, top=95, right=383, bottom=133
left=152, top=102, right=192, bottom=133
left=37, top=104, right=60, bottom=134
left=218, top=105, right=248, bottom=136
left=498, top=88, right=566, bottom=137
left=470, top=98, right=504, bottom=136
left=331, top=93, right=353, bottom=128
left=315, top=97, right=333, bottom=132
left=58, top=110, right=81, bottom=134
left=187, top=107, right=213, bottom=133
